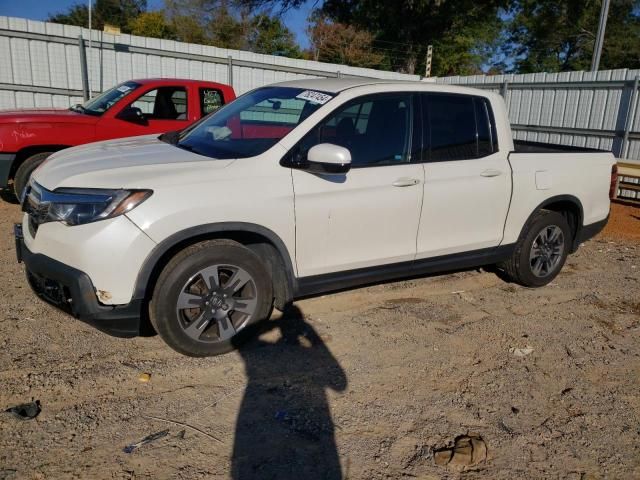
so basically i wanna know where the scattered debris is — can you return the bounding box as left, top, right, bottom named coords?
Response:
left=4, top=401, right=41, bottom=421
left=434, top=435, right=487, bottom=468
left=142, top=415, right=222, bottom=443
left=123, top=430, right=169, bottom=454
left=509, top=345, right=534, bottom=357
left=138, top=373, right=151, bottom=383
left=511, top=406, right=520, bottom=414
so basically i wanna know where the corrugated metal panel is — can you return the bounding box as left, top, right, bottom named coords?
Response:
left=436, top=67, right=640, bottom=160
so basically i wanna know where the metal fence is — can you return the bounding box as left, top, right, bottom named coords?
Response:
left=436, top=70, right=640, bottom=162
left=2, top=15, right=640, bottom=164
left=0, top=15, right=420, bottom=110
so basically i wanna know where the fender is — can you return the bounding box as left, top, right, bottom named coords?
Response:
left=132, top=222, right=297, bottom=303
left=514, top=194, right=585, bottom=252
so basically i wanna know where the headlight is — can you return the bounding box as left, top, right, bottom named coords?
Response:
left=24, top=182, right=152, bottom=226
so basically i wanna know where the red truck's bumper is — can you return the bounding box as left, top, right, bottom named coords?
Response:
left=0, top=153, right=15, bottom=189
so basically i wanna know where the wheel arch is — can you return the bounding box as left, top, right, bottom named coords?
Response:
left=519, top=195, right=584, bottom=252
left=134, top=222, right=296, bottom=312
left=10, top=145, right=70, bottom=179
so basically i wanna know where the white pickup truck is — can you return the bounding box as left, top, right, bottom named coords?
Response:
left=15, top=79, right=616, bottom=356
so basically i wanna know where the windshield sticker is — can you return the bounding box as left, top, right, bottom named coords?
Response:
left=296, top=90, right=333, bottom=105
left=117, top=85, right=132, bottom=93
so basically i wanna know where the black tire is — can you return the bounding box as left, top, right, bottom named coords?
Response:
left=13, top=152, right=52, bottom=199
left=498, top=210, right=572, bottom=287
left=149, top=239, right=273, bottom=357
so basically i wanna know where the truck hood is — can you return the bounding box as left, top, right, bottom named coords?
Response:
left=33, top=135, right=235, bottom=190
left=0, top=108, right=97, bottom=124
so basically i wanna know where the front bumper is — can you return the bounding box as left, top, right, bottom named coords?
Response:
left=0, top=153, right=16, bottom=189
left=15, top=224, right=142, bottom=337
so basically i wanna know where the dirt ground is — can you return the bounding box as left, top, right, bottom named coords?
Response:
left=1, top=199, right=639, bottom=480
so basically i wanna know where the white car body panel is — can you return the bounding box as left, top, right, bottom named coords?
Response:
left=23, top=79, right=615, bottom=308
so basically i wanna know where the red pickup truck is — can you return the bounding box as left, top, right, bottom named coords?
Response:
left=0, top=78, right=236, bottom=197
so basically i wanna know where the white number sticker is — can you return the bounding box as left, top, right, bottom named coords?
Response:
left=117, top=85, right=132, bottom=93
left=296, top=90, right=333, bottom=105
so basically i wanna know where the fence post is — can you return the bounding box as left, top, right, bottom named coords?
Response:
left=336, top=71, right=342, bottom=78
left=621, top=75, right=639, bottom=159
left=500, top=80, right=509, bottom=98
left=78, top=35, right=90, bottom=102
left=227, top=56, right=233, bottom=87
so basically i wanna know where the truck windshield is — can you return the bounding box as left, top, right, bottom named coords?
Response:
left=175, top=86, right=335, bottom=159
left=71, top=81, right=141, bottom=116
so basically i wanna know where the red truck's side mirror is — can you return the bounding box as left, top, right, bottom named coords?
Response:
left=117, top=106, right=148, bottom=125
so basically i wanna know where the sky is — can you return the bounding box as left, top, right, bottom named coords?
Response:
left=0, top=0, right=316, bottom=48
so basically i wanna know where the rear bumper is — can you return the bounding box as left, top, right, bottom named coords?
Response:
left=0, top=153, right=16, bottom=189
left=15, top=224, right=142, bottom=337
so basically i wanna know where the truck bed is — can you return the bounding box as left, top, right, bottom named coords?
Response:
left=513, top=140, right=607, bottom=154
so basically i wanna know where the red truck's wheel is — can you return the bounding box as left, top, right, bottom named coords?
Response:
left=14, top=152, right=52, bottom=199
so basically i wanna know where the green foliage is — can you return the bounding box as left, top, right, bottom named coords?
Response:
left=248, top=14, right=301, bottom=58
left=48, top=0, right=147, bottom=33
left=320, top=0, right=508, bottom=75
left=128, top=11, right=176, bottom=39
left=499, top=0, right=640, bottom=73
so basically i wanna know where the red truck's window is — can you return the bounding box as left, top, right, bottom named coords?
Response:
left=200, top=88, right=224, bottom=116
left=130, top=87, right=188, bottom=120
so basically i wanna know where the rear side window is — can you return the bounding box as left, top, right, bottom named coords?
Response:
left=423, top=94, right=498, bottom=161
left=200, top=88, right=224, bottom=116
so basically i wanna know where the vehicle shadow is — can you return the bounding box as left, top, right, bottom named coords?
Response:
left=231, top=305, right=347, bottom=479
left=0, top=189, right=19, bottom=204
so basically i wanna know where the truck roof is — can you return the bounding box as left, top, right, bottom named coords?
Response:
left=272, top=78, right=492, bottom=96
left=131, top=78, right=230, bottom=88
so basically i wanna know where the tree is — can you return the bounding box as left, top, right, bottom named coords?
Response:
left=319, top=0, right=508, bottom=76
left=128, top=11, right=176, bottom=39
left=164, top=0, right=303, bottom=55
left=307, top=14, right=384, bottom=68
left=48, top=0, right=147, bottom=33
left=248, top=14, right=301, bottom=57
left=498, top=0, right=640, bottom=73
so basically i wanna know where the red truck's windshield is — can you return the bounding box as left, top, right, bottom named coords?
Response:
left=70, top=81, right=141, bottom=116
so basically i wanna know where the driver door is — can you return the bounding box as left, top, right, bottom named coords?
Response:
left=291, top=93, right=424, bottom=277
left=98, top=86, right=191, bottom=141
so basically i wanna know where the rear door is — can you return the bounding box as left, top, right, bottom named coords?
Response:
left=291, top=93, right=424, bottom=277
left=416, top=93, right=511, bottom=259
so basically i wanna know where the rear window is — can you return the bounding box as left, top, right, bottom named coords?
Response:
left=424, top=94, right=498, bottom=161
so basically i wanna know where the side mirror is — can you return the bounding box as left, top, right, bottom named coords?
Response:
left=117, top=106, right=147, bottom=125
left=305, top=143, right=352, bottom=175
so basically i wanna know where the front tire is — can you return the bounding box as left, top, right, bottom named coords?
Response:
left=150, top=240, right=274, bottom=357
left=13, top=152, right=52, bottom=199
left=499, top=210, right=571, bottom=287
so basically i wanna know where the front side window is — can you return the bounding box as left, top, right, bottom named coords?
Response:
left=292, top=93, right=413, bottom=167
left=424, top=93, right=498, bottom=162
left=176, top=87, right=334, bottom=159
left=74, top=81, right=140, bottom=116
left=130, top=87, right=188, bottom=120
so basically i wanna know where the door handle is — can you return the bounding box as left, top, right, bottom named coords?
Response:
left=480, top=169, right=503, bottom=177
left=392, top=177, right=421, bottom=187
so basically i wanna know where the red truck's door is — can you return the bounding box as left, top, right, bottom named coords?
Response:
left=95, top=84, right=193, bottom=140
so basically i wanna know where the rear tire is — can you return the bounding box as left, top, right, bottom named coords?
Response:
left=149, top=239, right=273, bottom=357
left=499, top=210, right=571, bottom=287
left=13, top=152, right=52, bottom=199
